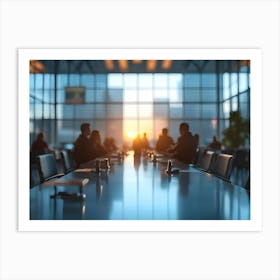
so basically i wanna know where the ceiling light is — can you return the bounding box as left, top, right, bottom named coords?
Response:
left=105, top=60, right=114, bottom=71
left=118, top=60, right=128, bottom=72
left=147, top=60, right=157, bottom=72
left=29, top=60, right=45, bottom=73
left=162, top=60, right=172, bottom=70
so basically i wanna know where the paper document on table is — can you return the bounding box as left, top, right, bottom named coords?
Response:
left=43, top=178, right=89, bottom=187
left=74, top=168, right=94, bottom=172
left=179, top=169, right=200, bottom=173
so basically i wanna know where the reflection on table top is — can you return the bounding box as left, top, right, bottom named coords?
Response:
left=30, top=152, right=250, bottom=220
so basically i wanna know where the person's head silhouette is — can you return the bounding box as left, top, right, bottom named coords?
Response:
left=80, top=123, right=90, bottom=137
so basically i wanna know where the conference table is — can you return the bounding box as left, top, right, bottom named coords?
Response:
left=30, top=151, right=250, bottom=220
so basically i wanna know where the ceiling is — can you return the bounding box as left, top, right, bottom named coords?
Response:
left=30, top=60, right=250, bottom=74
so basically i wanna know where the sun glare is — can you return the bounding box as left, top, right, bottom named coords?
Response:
left=127, top=131, right=136, bottom=139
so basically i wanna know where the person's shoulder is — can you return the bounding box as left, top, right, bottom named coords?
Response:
left=74, top=134, right=85, bottom=144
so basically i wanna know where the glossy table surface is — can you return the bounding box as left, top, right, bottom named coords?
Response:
left=30, top=152, right=250, bottom=220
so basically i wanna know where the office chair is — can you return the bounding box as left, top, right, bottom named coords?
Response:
left=60, top=150, right=75, bottom=174
left=195, top=150, right=215, bottom=172
left=245, top=174, right=250, bottom=192
left=37, top=153, right=64, bottom=183
left=37, top=153, right=86, bottom=200
left=211, top=153, right=234, bottom=181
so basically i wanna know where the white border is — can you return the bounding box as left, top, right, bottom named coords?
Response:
left=18, top=48, right=262, bottom=231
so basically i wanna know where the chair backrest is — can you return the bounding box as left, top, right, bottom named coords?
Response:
left=37, top=153, right=58, bottom=183
left=245, top=174, right=250, bottom=191
left=211, top=153, right=233, bottom=181
left=194, top=147, right=205, bottom=165
left=196, top=150, right=215, bottom=171
left=60, top=150, right=73, bottom=173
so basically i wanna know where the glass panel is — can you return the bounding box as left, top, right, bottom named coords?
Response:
left=124, top=89, right=137, bottom=102
left=154, top=104, right=168, bottom=118
left=49, top=104, right=55, bottom=119
left=34, top=103, right=43, bottom=119
left=201, top=104, right=217, bottom=118
left=139, top=104, right=153, bottom=118
left=169, top=74, right=182, bottom=88
left=95, top=89, right=106, bottom=102
left=154, top=89, right=168, bottom=100
left=94, top=104, right=106, bottom=119
left=81, top=74, right=94, bottom=88
left=57, top=104, right=94, bottom=119
left=239, top=73, right=248, bottom=92
left=170, top=104, right=183, bottom=118
left=107, top=104, right=123, bottom=118
left=202, top=74, right=216, bottom=88
left=69, top=74, right=80, bottom=86
left=124, top=105, right=138, bottom=118
left=240, top=103, right=248, bottom=119
left=139, top=74, right=153, bottom=88
left=231, top=73, right=238, bottom=96
left=30, top=74, right=35, bottom=89
left=57, top=74, right=68, bottom=89
left=169, top=89, right=182, bottom=102
left=96, top=74, right=107, bottom=89
left=202, top=89, right=217, bottom=102
left=57, top=120, right=78, bottom=144
left=139, top=89, right=153, bottom=102
left=44, top=89, right=52, bottom=103
left=184, top=74, right=200, bottom=87
left=107, top=88, right=124, bottom=102
left=35, top=74, right=44, bottom=89
left=57, top=89, right=65, bottom=103
left=85, top=89, right=94, bottom=103
left=223, top=73, right=230, bottom=100
left=232, top=96, right=238, bottom=111
left=43, top=104, right=51, bottom=118
left=124, top=74, right=137, bottom=88
left=34, top=89, right=43, bottom=102
left=185, top=88, right=200, bottom=102
left=73, top=105, right=94, bottom=119
left=223, top=100, right=230, bottom=118
left=108, top=74, right=123, bottom=88
left=29, top=102, right=34, bottom=118
left=154, top=74, right=168, bottom=88
left=184, top=104, right=200, bottom=118
left=57, top=105, right=73, bottom=119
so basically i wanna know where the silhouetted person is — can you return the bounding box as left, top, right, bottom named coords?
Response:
left=103, top=137, right=118, bottom=154
left=31, top=132, right=52, bottom=159
left=132, top=134, right=142, bottom=156
left=89, top=130, right=108, bottom=158
left=169, top=122, right=195, bottom=164
left=73, top=123, right=92, bottom=166
left=207, top=136, right=222, bottom=151
left=155, top=128, right=174, bottom=153
left=141, top=132, right=150, bottom=151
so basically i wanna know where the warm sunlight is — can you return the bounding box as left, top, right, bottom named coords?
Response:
left=127, top=131, right=136, bottom=139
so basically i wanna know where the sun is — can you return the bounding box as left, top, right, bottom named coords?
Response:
left=127, top=131, right=136, bottom=139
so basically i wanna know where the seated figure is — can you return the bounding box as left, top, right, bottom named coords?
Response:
left=89, top=130, right=108, bottom=159
left=155, top=128, right=174, bottom=153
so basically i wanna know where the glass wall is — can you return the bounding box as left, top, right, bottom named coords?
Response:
left=29, top=60, right=250, bottom=150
